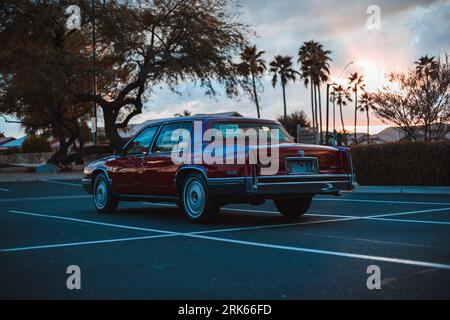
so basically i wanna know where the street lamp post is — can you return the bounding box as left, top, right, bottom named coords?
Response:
left=325, top=61, right=353, bottom=145
left=326, top=84, right=330, bottom=145
left=92, top=0, right=97, bottom=159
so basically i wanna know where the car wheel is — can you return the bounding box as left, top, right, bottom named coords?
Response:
left=181, top=173, right=219, bottom=223
left=274, top=196, right=312, bottom=218
left=93, top=174, right=118, bottom=213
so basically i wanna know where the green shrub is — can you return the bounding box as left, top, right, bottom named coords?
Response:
left=350, top=141, right=450, bottom=186
left=21, top=135, right=52, bottom=153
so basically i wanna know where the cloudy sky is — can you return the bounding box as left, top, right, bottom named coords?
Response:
left=2, top=0, right=450, bottom=137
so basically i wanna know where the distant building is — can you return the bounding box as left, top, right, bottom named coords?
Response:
left=0, top=136, right=25, bottom=150
left=0, top=136, right=15, bottom=148
left=348, top=125, right=450, bottom=145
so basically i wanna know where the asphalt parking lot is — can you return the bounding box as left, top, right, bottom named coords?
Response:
left=1, top=179, right=450, bottom=299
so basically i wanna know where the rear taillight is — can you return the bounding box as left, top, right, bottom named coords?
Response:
left=339, top=149, right=352, bottom=174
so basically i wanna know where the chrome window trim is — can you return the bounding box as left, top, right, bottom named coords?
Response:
left=149, top=121, right=188, bottom=155
left=121, top=124, right=161, bottom=157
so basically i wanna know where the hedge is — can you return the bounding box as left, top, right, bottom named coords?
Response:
left=21, top=135, right=52, bottom=153
left=350, top=141, right=450, bottom=186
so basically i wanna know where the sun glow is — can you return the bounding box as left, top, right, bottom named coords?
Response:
left=358, top=59, right=389, bottom=92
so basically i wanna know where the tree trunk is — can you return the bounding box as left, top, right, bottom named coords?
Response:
left=333, top=100, right=336, bottom=132
left=366, top=108, right=370, bottom=145
left=339, top=102, right=345, bottom=133
left=282, top=84, right=287, bottom=120
left=310, top=79, right=315, bottom=131
left=252, top=73, right=260, bottom=118
left=313, top=85, right=320, bottom=144
left=317, top=84, right=323, bottom=144
left=354, top=89, right=358, bottom=145
left=48, top=135, right=76, bottom=166
left=102, top=106, right=126, bottom=149
left=325, top=84, right=329, bottom=145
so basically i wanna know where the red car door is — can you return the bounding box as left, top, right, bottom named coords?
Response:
left=142, top=121, right=192, bottom=197
left=108, top=125, right=159, bottom=195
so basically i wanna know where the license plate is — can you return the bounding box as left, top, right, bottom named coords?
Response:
left=286, top=158, right=318, bottom=174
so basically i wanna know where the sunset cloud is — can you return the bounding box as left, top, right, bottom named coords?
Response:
left=2, top=0, right=449, bottom=136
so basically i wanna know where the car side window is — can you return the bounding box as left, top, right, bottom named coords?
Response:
left=125, top=126, right=159, bottom=155
left=180, top=121, right=193, bottom=144
left=153, top=122, right=184, bottom=153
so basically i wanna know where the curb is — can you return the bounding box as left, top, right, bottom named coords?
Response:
left=0, top=174, right=83, bottom=183
left=1, top=176, right=449, bottom=195
left=351, top=186, right=450, bottom=195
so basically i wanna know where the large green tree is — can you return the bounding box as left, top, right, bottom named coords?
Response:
left=373, top=55, right=450, bottom=141
left=0, top=0, right=249, bottom=149
left=0, top=0, right=94, bottom=163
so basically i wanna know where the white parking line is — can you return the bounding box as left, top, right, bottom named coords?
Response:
left=143, top=202, right=357, bottom=219
left=0, top=195, right=90, bottom=203
left=3, top=208, right=450, bottom=271
left=185, top=234, right=450, bottom=271
left=314, top=197, right=450, bottom=206
left=38, top=179, right=82, bottom=187
left=7, top=210, right=178, bottom=235
left=220, top=207, right=450, bottom=227
left=222, top=207, right=356, bottom=219
left=143, top=203, right=450, bottom=227
left=0, top=234, right=179, bottom=252
left=191, top=217, right=358, bottom=234
left=369, top=217, right=450, bottom=225
left=368, top=207, right=450, bottom=218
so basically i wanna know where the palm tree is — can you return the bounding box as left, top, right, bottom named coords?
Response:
left=174, top=110, right=192, bottom=117
left=414, top=55, right=439, bottom=140
left=358, top=92, right=377, bottom=145
left=298, top=41, right=318, bottom=131
left=298, top=40, right=332, bottom=144
left=348, top=72, right=365, bottom=145
left=269, top=55, right=299, bottom=120
left=333, top=85, right=352, bottom=134
left=415, top=55, right=438, bottom=81
left=238, top=45, right=266, bottom=118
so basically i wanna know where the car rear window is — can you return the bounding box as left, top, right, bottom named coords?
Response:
left=212, top=122, right=293, bottom=143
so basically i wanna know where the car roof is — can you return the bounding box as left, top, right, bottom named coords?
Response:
left=142, top=116, right=279, bottom=128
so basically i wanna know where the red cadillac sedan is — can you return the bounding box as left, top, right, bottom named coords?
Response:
left=82, top=116, right=354, bottom=222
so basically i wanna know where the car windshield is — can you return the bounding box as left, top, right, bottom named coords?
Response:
left=212, top=121, right=293, bottom=143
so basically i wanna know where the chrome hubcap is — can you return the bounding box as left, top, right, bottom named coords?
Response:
left=184, top=179, right=205, bottom=217
left=95, top=180, right=107, bottom=209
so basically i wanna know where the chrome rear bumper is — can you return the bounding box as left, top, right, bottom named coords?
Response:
left=207, top=173, right=354, bottom=198
left=251, top=174, right=353, bottom=195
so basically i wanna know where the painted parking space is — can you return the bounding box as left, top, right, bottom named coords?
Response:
left=0, top=179, right=449, bottom=299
